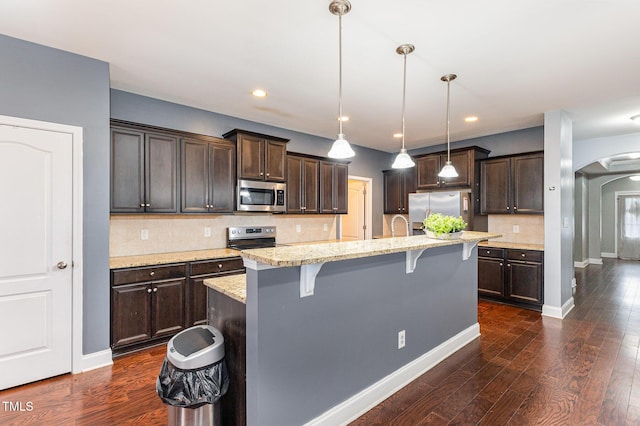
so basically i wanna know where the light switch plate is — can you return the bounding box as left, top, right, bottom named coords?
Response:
left=296, top=224, right=301, bottom=233
left=204, top=227, right=211, bottom=237
left=140, top=229, right=149, bottom=240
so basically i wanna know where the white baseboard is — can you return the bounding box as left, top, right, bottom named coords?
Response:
left=304, top=323, right=481, bottom=426
left=542, top=297, right=575, bottom=319
left=588, top=258, right=603, bottom=265
left=601, top=252, right=617, bottom=259
left=80, top=348, right=113, bottom=373
left=574, top=260, right=589, bottom=268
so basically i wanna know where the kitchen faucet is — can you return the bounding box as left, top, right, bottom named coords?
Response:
left=391, top=214, right=410, bottom=237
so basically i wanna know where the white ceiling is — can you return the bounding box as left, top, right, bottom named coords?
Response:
left=1, top=0, right=640, bottom=156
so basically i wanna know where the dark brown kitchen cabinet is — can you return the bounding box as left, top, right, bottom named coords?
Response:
left=383, top=168, right=415, bottom=214
left=181, top=137, right=235, bottom=213
left=223, top=129, right=289, bottom=182
left=480, top=151, right=544, bottom=215
left=416, top=150, right=471, bottom=190
left=111, top=126, right=178, bottom=213
left=287, top=153, right=319, bottom=214
left=111, top=264, right=187, bottom=353
left=320, top=161, right=348, bottom=214
left=186, top=257, right=245, bottom=327
left=477, top=246, right=543, bottom=310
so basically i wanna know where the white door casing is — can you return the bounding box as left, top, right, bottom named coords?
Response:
left=0, top=116, right=82, bottom=389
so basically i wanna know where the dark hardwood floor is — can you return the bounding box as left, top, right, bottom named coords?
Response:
left=1, top=259, right=638, bottom=425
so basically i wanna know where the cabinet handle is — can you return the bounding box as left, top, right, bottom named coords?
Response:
left=140, top=203, right=145, bottom=207
left=146, top=203, right=150, bottom=207
left=514, top=206, right=517, bottom=211
left=149, top=271, right=155, bottom=276
left=486, top=251, right=490, bottom=254
left=507, top=263, right=511, bottom=267
left=153, top=287, right=158, bottom=293
left=506, top=206, right=510, bottom=211
left=260, top=172, right=264, bottom=176
left=521, top=253, right=526, bottom=258
left=499, top=263, right=503, bottom=266
left=147, top=288, right=152, bottom=293
left=218, top=264, right=223, bottom=268
left=266, top=173, right=270, bottom=177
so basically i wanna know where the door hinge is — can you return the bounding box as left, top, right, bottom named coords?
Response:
left=363, top=225, right=367, bottom=230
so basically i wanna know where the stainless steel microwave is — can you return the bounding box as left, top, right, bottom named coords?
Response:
left=237, top=180, right=286, bottom=212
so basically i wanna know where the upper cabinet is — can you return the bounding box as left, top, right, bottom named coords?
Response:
left=223, top=129, right=288, bottom=182
left=415, top=147, right=489, bottom=191
left=480, top=151, right=544, bottom=215
left=287, top=153, right=319, bottom=214
left=111, top=125, right=178, bottom=213
left=383, top=168, right=415, bottom=214
left=181, top=137, right=235, bottom=213
left=320, top=161, right=348, bottom=214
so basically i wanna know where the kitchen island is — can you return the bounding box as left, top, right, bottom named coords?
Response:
left=207, top=231, right=500, bottom=426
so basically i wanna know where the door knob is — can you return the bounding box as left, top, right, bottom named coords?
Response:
left=56, top=261, right=68, bottom=270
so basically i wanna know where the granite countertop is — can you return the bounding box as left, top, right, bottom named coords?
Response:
left=110, top=248, right=241, bottom=269
left=203, top=273, right=246, bottom=303
left=478, top=241, right=544, bottom=251
left=241, top=231, right=501, bottom=267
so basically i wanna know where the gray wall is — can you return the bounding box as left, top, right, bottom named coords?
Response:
left=574, top=173, right=589, bottom=263
left=110, top=90, right=391, bottom=236
left=245, top=245, right=478, bottom=425
left=409, top=126, right=544, bottom=158
left=0, top=35, right=111, bottom=354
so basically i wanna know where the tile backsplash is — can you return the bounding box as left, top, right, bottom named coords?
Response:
left=110, top=214, right=337, bottom=257
left=487, top=214, right=544, bottom=245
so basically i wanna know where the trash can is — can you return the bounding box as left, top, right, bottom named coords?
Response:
left=156, top=325, right=229, bottom=426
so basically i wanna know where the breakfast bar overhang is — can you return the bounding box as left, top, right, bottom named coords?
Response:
left=240, top=231, right=500, bottom=426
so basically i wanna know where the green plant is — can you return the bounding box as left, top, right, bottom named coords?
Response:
left=423, top=213, right=467, bottom=236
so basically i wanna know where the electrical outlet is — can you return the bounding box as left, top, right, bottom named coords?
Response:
left=140, top=229, right=149, bottom=240
left=398, top=330, right=406, bottom=349
left=513, top=225, right=520, bottom=233
left=323, top=224, right=328, bottom=232
left=296, top=224, right=302, bottom=233
left=204, top=227, right=211, bottom=237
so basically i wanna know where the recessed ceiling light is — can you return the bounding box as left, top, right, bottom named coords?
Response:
left=251, top=89, right=267, bottom=97
left=630, top=175, right=640, bottom=181
left=631, top=114, right=640, bottom=123
left=393, top=133, right=403, bottom=138
left=338, top=116, right=349, bottom=122
left=464, top=116, right=478, bottom=123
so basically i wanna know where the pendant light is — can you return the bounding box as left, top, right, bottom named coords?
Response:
left=327, top=0, right=355, bottom=159
left=391, top=44, right=415, bottom=169
left=438, top=74, right=458, bottom=178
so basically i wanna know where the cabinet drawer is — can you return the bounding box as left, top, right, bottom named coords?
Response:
left=112, top=264, right=187, bottom=286
left=506, top=249, right=543, bottom=262
left=190, top=257, right=244, bottom=276
left=478, top=247, right=504, bottom=259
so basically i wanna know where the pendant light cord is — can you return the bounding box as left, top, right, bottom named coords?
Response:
left=401, top=52, right=407, bottom=150
left=446, top=79, right=451, bottom=162
left=338, top=13, right=344, bottom=135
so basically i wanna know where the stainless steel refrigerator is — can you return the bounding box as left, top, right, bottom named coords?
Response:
left=408, top=190, right=472, bottom=234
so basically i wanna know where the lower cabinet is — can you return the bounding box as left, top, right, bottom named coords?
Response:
left=478, top=247, right=543, bottom=310
left=111, top=257, right=244, bottom=354
left=111, top=263, right=187, bottom=352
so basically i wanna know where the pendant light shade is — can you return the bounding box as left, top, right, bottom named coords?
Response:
left=327, top=0, right=355, bottom=159
left=392, top=44, right=415, bottom=169
left=438, top=74, right=458, bottom=178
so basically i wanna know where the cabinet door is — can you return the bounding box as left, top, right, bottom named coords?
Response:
left=334, top=163, right=348, bottom=214
left=507, top=261, right=543, bottom=305
left=286, top=156, right=304, bottom=213
left=181, top=138, right=209, bottom=213
left=303, top=158, right=319, bottom=213
left=111, top=283, right=152, bottom=348
left=439, top=151, right=470, bottom=188
left=151, top=278, right=186, bottom=338
left=480, top=158, right=511, bottom=214
left=187, top=276, right=209, bottom=327
left=384, top=170, right=403, bottom=214
left=512, top=153, right=544, bottom=214
left=265, top=140, right=287, bottom=182
left=416, top=155, right=440, bottom=190
left=145, top=133, right=178, bottom=213
left=403, top=168, right=416, bottom=210
left=478, top=257, right=505, bottom=297
left=238, top=134, right=265, bottom=180
left=209, top=142, right=235, bottom=212
left=111, top=128, right=145, bottom=213
left=319, top=161, right=335, bottom=213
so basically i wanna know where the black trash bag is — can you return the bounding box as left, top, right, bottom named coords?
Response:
left=156, top=358, right=229, bottom=408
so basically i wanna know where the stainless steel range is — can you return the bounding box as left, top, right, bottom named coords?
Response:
left=227, top=226, right=277, bottom=250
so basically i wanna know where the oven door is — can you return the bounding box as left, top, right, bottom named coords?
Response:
left=237, top=180, right=286, bottom=212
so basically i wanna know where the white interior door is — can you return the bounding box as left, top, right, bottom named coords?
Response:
left=343, top=180, right=366, bottom=240
left=618, top=194, right=640, bottom=260
left=0, top=124, right=73, bottom=390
